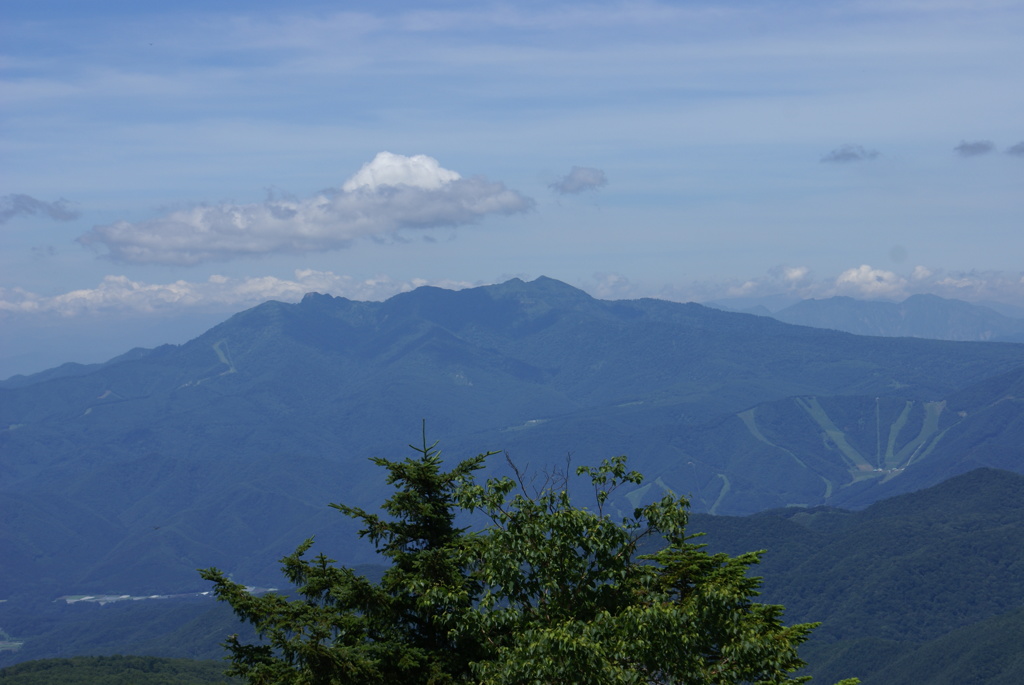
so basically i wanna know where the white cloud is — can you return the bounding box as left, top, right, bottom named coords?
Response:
left=0, top=271, right=482, bottom=317
left=935, top=275, right=978, bottom=289
left=783, top=266, right=810, bottom=282
left=725, top=280, right=761, bottom=298
left=834, top=265, right=907, bottom=298
left=549, top=166, right=608, bottom=195
left=341, top=151, right=462, bottom=191
left=77, top=153, right=533, bottom=265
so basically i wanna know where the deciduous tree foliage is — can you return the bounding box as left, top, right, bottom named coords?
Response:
left=201, top=434, right=855, bottom=684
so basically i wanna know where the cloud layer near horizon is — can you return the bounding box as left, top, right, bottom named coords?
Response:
left=6, top=266, right=1024, bottom=319
left=77, top=153, right=532, bottom=265
left=0, top=271, right=480, bottom=317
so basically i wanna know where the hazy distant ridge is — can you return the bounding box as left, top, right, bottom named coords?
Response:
left=769, top=294, right=1024, bottom=342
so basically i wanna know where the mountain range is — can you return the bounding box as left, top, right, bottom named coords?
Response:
left=3, top=277, right=1024, bottom=591
left=2, top=276, right=1023, bottom=671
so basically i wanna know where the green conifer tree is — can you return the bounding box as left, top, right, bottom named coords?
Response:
left=201, top=433, right=856, bottom=684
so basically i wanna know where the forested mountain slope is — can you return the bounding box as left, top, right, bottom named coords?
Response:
left=690, top=468, right=1024, bottom=684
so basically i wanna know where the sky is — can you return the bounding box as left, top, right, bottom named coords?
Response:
left=2, top=0, right=1023, bottom=378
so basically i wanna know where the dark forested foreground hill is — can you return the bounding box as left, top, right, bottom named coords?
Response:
left=1, top=277, right=1023, bottom=603
left=0, top=655, right=235, bottom=684
left=688, top=468, right=1024, bottom=684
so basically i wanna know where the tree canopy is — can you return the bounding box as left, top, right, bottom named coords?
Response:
left=200, top=432, right=855, bottom=684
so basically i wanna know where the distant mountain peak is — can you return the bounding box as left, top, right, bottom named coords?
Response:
left=300, top=291, right=340, bottom=305
left=902, top=292, right=945, bottom=303
left=483, top=276, right=594, bottom=303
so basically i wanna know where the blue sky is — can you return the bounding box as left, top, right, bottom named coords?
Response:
left=2, top=0, right=1023, bottom=377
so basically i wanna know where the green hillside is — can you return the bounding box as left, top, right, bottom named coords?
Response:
left=689, top=468, right=1024, bottom=683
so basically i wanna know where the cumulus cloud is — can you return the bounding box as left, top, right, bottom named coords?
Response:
left=1006, top=142, right=1024, bottom=157
left=342, top=152, right=461, bottom=191
left=0, top=271, right=481, bottom=317
left=77, top=153, right=533, bottom=265
left=834, top=264, right=907, bottom=298
left=549, top=166, right=608, bottom=194
left=911, top=265, right=932, bottom=281
left=820, top=145, right=879, bottom=163
left=782, top=266, right=810, bottom=283
left=844, top=265, right=1008, bottom=302
left=954, top=140, right=995, bottom=157
left=1, top=194, right=80, bottom=224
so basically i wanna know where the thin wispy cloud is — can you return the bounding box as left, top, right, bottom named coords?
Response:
left=1007, top=142, right=1024, bottom=157
left=1, top=194, right=80, bottom=225
left=820, top=145, right=880, bottom=164
left=550, top=167, right=608, bottom=195
left=77, top=153, right=533, bottom=265
left=954, top=140, right=995, bottom=157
